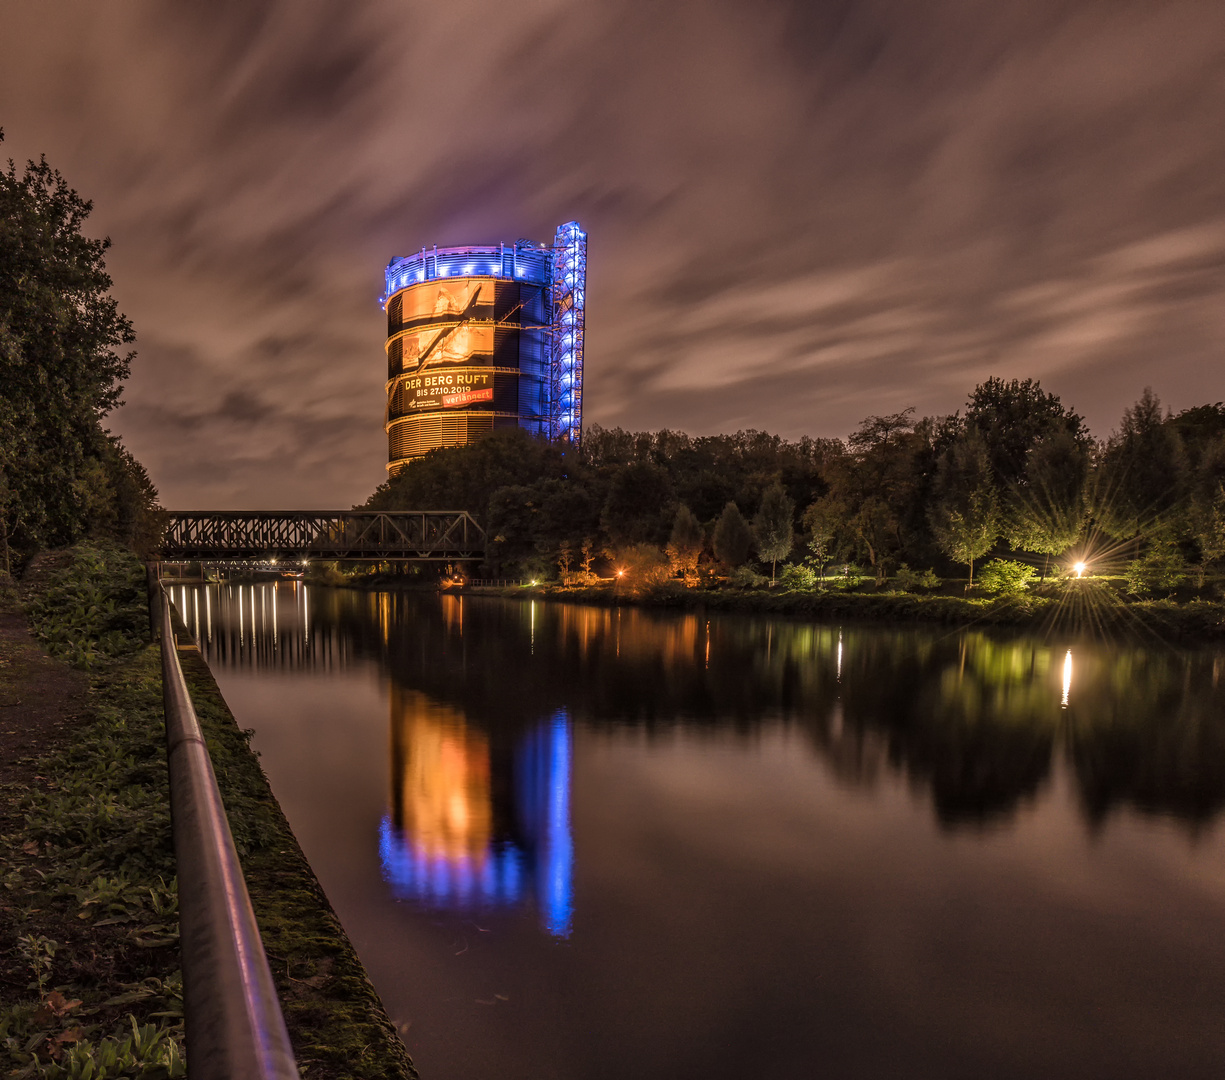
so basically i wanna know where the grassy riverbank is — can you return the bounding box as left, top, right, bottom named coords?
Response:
left=450, top=580, right=1225, bottom=641
left=1, top=545, right=415, bottom=1079
left=336, top=571, right=1225, bottom=643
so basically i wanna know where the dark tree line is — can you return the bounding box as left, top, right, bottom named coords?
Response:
left=0, top=131, right=157, bottom=572
left=365, top=377, right=1225, bottom=587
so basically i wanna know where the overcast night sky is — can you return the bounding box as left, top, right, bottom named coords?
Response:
left=2, top=1, right=1224, bottom=509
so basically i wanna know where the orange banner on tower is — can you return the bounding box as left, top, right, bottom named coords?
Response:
left=441, top=387, right=494, bottom=408
left=399, top=279, right=490, bottom=322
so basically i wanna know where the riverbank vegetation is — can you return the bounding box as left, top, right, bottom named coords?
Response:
left=0, top=129, right=158, bottom=576
left=363, top=380, right=1225, bottom=622
left=1, top=545, right=416, bottom=1078
left=2, top=133, right=413, bottom=1077
left=1, top=547, right=185, bottom=1078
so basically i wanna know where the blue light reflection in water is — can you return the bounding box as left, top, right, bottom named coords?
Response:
left=519, top=712, right=574, bottom=937
left=378, top=822, right=526, bottom=909
left=379, top=711, right=574, bottom=938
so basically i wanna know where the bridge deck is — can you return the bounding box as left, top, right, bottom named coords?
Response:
left=160, top=510, right=485, bottom=561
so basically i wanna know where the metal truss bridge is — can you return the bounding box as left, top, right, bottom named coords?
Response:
left=159, top=510, right=485, bottom=561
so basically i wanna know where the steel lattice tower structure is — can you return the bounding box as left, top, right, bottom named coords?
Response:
left=546, top=221, right=587, bottom=444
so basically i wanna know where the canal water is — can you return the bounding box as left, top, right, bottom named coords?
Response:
left=173, top=583, right=1225, bottom=1080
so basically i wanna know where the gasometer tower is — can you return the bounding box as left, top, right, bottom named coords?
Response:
left=382, top=221, right=587, bottom=474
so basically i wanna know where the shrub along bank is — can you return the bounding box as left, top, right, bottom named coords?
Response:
left=451, top=576, right=1225, bottom=643
left=1, top=544, right=415, bottom=1080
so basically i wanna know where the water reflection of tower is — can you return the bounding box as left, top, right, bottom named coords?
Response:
left=381, top=684, right=574, bottom=937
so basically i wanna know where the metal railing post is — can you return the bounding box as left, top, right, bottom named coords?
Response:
left=157, top=590, right=300, bottom=1080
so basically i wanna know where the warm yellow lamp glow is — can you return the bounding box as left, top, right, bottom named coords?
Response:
left=1073, top=561, right=1086, bottom=578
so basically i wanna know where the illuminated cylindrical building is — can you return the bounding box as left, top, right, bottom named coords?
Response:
left=383, top=221, right=587, bottom=474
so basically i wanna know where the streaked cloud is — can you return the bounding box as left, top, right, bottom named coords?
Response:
left=1, top=0, right=1223, bottom=506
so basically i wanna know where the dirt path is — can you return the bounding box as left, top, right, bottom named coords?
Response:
left=0, top=606, right=89, bottom=788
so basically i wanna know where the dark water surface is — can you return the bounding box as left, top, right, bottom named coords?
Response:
left=174, top=583, right=1225, bottom=1080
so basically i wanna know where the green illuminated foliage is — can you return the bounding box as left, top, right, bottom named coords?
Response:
left=928, top=429, right=1000, bottom=586
left=1124, top=539, right=1188, bottom=596
left=801, top=497, right=840, bottom=579
left=1007, top=426, right=1090, bottom=559
left=892, top=564, right=940, bottom=592
left=753, top=482, right=795, bottom=584
left=977, top=558, right=1039, bottom=595
left=778, top=563, right=818, bottom=590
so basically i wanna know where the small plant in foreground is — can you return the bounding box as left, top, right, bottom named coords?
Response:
left=0, top=1011, right=187, bottom=1080
left=18, top=934, right=59, bottom=996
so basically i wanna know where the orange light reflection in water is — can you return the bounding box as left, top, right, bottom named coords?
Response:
left=389, top=686, right=491, bottom=864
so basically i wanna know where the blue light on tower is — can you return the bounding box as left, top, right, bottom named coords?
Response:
left=382, top=222, right=586, bottom=467
left=547, top=221, right=587, bottom=444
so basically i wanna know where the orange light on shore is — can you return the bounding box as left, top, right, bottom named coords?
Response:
left=616, top=569, right=626, bottom=578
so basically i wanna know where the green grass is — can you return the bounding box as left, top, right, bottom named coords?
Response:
left=174, top=645, right=417, bottom=1080
left=3, top=545, right=416, bottom=1079
left=1, top=640, right=186, bottom=1078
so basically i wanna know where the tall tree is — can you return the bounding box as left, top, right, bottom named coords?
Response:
left=366, top=427, right=568, bottom=527
left=600, top=460, right=675, bottom=545
left=801, top=496, right=841, bottom=580
left=753, top=481, right=795, bottom=584
left=928, top=430, right=1000, bottom=587
left=1186, top=433, right=1225, bottom=565
left=1094, top=388, right=1185, bottom=540
left=712, top=501, right=753, bottom=568
left=965, top=377, right=1088, bottom=489
left=1, top=136, right=139, bottom=559
left=1007, top=425, right=1090, bottom=571
left=824, top=409, right=926, bottom=581
left=666, top=503, right=704, bottom=581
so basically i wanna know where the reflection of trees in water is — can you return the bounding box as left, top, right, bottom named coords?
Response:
left=197, top=585, right=1225, bottom=833
left=1063, top=649, right=1225, bottom=830
left=834, top=633, right=1060, bottom=826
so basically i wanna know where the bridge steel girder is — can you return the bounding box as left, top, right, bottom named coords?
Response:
left=159, top=511, right=486, bottom=561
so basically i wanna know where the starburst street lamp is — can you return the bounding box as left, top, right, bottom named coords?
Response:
left=1073, top=561, right=1087, bottom=578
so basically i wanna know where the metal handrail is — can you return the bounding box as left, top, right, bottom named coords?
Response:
left=157, top=587, right=300, bottom=1080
